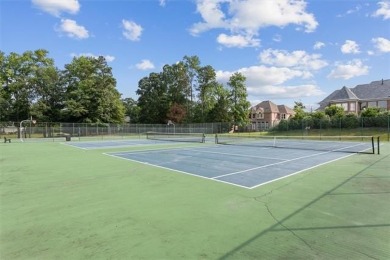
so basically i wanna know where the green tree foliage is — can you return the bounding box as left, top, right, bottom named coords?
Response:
left=227, top=72, right=250, bottom=126
left=122, top=97, right=140, bottom=123
left=360, top=107, right=380, bottom=117
left=61, top=56, right=125, bottom=123
left=0, top=50, right=56, bottom=122
left=325, top=105, right=345, bottom=118
left=292, top=101, right=307, bottom=120
left=194, top=65, right=219, bottom=122
left=135, top=56, right=236, bottom=124
left=207, top=84, right=231, bottom=122
left=136, top=73, right=169, bottom=123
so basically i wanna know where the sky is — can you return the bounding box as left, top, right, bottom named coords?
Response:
left=1, top=0, right=390, bottom=110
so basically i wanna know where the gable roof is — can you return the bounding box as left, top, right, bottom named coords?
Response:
left=318, top=79, right=390, bottom=110
left=277, top=105, right=295, bottom=114
left=351, top=79, right=390, bottom=99
left=251, top=101, right=294, bottom=114
left=252, top=100, right=279, bottom=113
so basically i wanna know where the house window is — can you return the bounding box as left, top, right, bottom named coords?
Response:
left=368, top=101, right=376, bottom=107
left=349, top=102, right=356, bottom=112
left=378, top=101, right=387, bottom=109
left=336, top=103, right=348, bottom=111
left=281, top=113, right=286, bottom=119
left=252, top=113, right=256, bottom=119
left=257, top=113, right=263, bottom=119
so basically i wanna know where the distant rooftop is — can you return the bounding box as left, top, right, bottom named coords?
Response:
left=318, top=79, right=390, bottom=110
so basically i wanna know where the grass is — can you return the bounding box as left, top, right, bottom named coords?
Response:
left=1, top=139, right=389, bottom=259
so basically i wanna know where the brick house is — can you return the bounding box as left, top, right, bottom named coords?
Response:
left=317, top=79, right=390, bottom=114
left=249, top=100, right=295, bottom=130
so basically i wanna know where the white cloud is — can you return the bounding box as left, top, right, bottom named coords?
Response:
left=136, top=59, right=155, bottom=70
left=313, top=41, right=325, bottom=50
left=71, top=53, right=115, bottom=62
left=122, top=20, right=143, bottom=41
left=190, top=0, right=318, bottom=48
left=328, top=59, right=369, bottom=79
left=247, top=84, right=323, bottom=99
left=373, top=1, right=390, bottom=19
left=337, top=4, right=362, bottom=17
left=272, top=34, right=282, bottom=42
left=32, top=0, right=80, bottom=16
left=259, top=49, right=328, bottom=70
left=216, top=65, right=323, bottom=99
left=58, top=19, right=89, bottom=39
left=159, top=0, right=166, bottom=7
left=341, top=40, right=360, bottom=54
left=217, top=33, right=260, bottom=48
left=372, top=37, right=390, bottom=52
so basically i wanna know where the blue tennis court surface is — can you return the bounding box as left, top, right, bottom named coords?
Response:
left=65, top=139, right=193, bottom=150
left=106, top=144, right=369, bottom=189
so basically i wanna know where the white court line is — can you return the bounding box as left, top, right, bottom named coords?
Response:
left=110, top=145, right=287, bottom=161
left=248, top=153, right=356, bottom=189
left=212, top=142, right=366, bottom=179
left=103, top=152, right=251, bottom=189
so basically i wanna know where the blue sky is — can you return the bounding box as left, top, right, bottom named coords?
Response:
left=1, top=0, right=389, bottom=110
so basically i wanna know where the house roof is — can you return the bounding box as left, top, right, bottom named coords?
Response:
left=252, top=100, right=279, bottom=113
left=251, top=101, right=294, bottom=114
left=318, top=79, right=390, bottom=110
left=277, top=105, right=295, bottom=114
left=351, top=79, right=390, bottom=99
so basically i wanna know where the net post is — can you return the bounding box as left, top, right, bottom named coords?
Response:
left=377, top=136, right=380, bottom=155
left=371, top=136, right=374, bottom=154
left=215, top=134, right=218, bottom=144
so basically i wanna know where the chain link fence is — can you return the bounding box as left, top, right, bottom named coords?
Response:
left=1, top=115, right=389, bottom=141
left=242, top=115, right=390, bottom=141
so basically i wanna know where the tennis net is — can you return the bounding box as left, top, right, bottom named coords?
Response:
left=215, top=134, right=379, bottom=154
left=146, top=132, right=206, bottom=143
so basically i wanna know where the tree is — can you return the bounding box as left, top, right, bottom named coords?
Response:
left=136, top=72, right=169, bottom=123
left=325, top=105, right=345, bottom=118
left=195, top=65, right=218, bottom=122
left=292, top=101, right=307, bottom=120
left=360, top=107, right=380, bottom=117
left=62, top=56, right=125, bottom=123
left=122, top=97, right=140, bottom=123
left=227, top=72, right=250, bottom=126
left=30, top=66, right=64, bottom=122
left=0, top=50, right=56, bottom=122
left=183, top=55, right=200, bottom=119
left=207, top=84, right=231, bottom=122
left=167, top=103, right=187, bottom=123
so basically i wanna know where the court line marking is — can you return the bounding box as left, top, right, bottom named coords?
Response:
left=103, top=152, right=250, bottom=189
left=110, top=146, right=288, bottom=161
left=248, top=153, right=356, bottom=189
left=212, top=142, right=366, bottom=179
left=104, top=142, right=370, bottom=189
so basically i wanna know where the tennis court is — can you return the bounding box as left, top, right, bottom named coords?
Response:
left=106, top=135, right=378, bottom=189
left=1, top=136, right=389, bottom=259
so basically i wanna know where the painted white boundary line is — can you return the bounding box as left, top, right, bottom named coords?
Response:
left=248, top=153, right=356, bottom=189
left=103, top=152, right=250, bottom=189
left=212, top=142, right=366, bottom=180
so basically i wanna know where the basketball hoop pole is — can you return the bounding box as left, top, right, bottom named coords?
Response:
left=19, top=117, right=36, bottom=142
